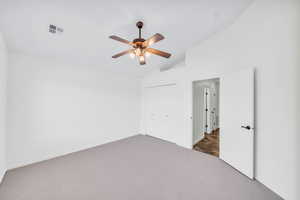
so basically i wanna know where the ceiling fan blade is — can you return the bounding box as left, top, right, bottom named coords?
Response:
left=139, top=55, right=146, bottom=65
left=146, top=48, right=171, bottom=58
left=109, top=35, right=132, bottom=45
left=112, top=49, right=135, bottom=58
left=143, top=33, right=164, bottom=47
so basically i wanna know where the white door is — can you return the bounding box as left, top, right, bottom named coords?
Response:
left=144, top=84, right=182, bottom=143
left=220, top=68, right=254, bottom=179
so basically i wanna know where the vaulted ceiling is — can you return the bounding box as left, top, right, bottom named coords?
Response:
left=0, top=0, right=252, bottom=77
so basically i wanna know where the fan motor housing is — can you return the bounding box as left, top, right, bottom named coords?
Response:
left=133, top=38, right=145, bottom=43
left=133, top=38, right=146, bottom=48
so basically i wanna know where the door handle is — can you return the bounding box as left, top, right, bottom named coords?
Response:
left=241, top=125, right=251, bottom=130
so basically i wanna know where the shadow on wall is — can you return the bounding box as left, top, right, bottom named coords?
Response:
left=253, top=69, right=257, bottom=178
left=296, top=53, right=300, bottom=199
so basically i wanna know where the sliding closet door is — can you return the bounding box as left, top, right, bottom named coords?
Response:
left=144, top=84, right=182, bottom=144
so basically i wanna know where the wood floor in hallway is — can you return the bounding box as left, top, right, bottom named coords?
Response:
left=193, top=129, right=219, bottom=157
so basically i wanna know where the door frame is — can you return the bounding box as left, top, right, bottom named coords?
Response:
left=191, top=77, right=220, bottom=148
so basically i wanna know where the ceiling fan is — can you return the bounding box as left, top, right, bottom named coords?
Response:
left=109, top=21, right=171, bottom=65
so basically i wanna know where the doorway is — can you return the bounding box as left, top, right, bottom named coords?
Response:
left=192, top=78, right=220, bottom=157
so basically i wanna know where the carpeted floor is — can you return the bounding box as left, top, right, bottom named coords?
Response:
left=0, top=135, right=282, bottom=200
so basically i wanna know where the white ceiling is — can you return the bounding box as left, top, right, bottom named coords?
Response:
left=0, top=0, right=252, bottom=77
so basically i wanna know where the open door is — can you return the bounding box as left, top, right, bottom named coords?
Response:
left=220, top=68, right=254, bottom=179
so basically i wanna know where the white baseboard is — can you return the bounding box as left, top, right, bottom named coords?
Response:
left=193, top=133, right=205, bottom=145
left=0, top=169, right=6, bottom=183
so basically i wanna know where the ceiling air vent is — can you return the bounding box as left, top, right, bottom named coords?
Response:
left=49, top=24, right=63, bottom=34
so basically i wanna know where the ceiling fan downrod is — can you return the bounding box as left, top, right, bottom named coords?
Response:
left=136, top=21, right=143, bottom=39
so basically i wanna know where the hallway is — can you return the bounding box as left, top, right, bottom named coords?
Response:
left=193, top=129, right=219, bottom=157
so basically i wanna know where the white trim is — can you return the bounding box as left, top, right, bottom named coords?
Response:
left=144, top=83, right=176, bottom=89
left=0, top=169, right=6, bottom=183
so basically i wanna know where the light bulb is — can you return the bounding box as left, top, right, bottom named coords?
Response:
left=129, top=53, right=135, bottom=59
left=135, top=48, right=142, bottom=56
left=139, top=55, right=145, bottom=62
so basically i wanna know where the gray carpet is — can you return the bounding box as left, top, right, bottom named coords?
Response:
left=0, top=135, right=282, bottom=200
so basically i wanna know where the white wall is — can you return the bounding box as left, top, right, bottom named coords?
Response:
left=6, top=53, right=141, bottom=169
left=187, top=1, right=300, bottom=199
left=141, top=0, right=300, bottom=199
left=0, top=33, right=7, bottom=182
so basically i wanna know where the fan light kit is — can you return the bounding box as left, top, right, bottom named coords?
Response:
left=109, top=21, right=171, bottom=65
